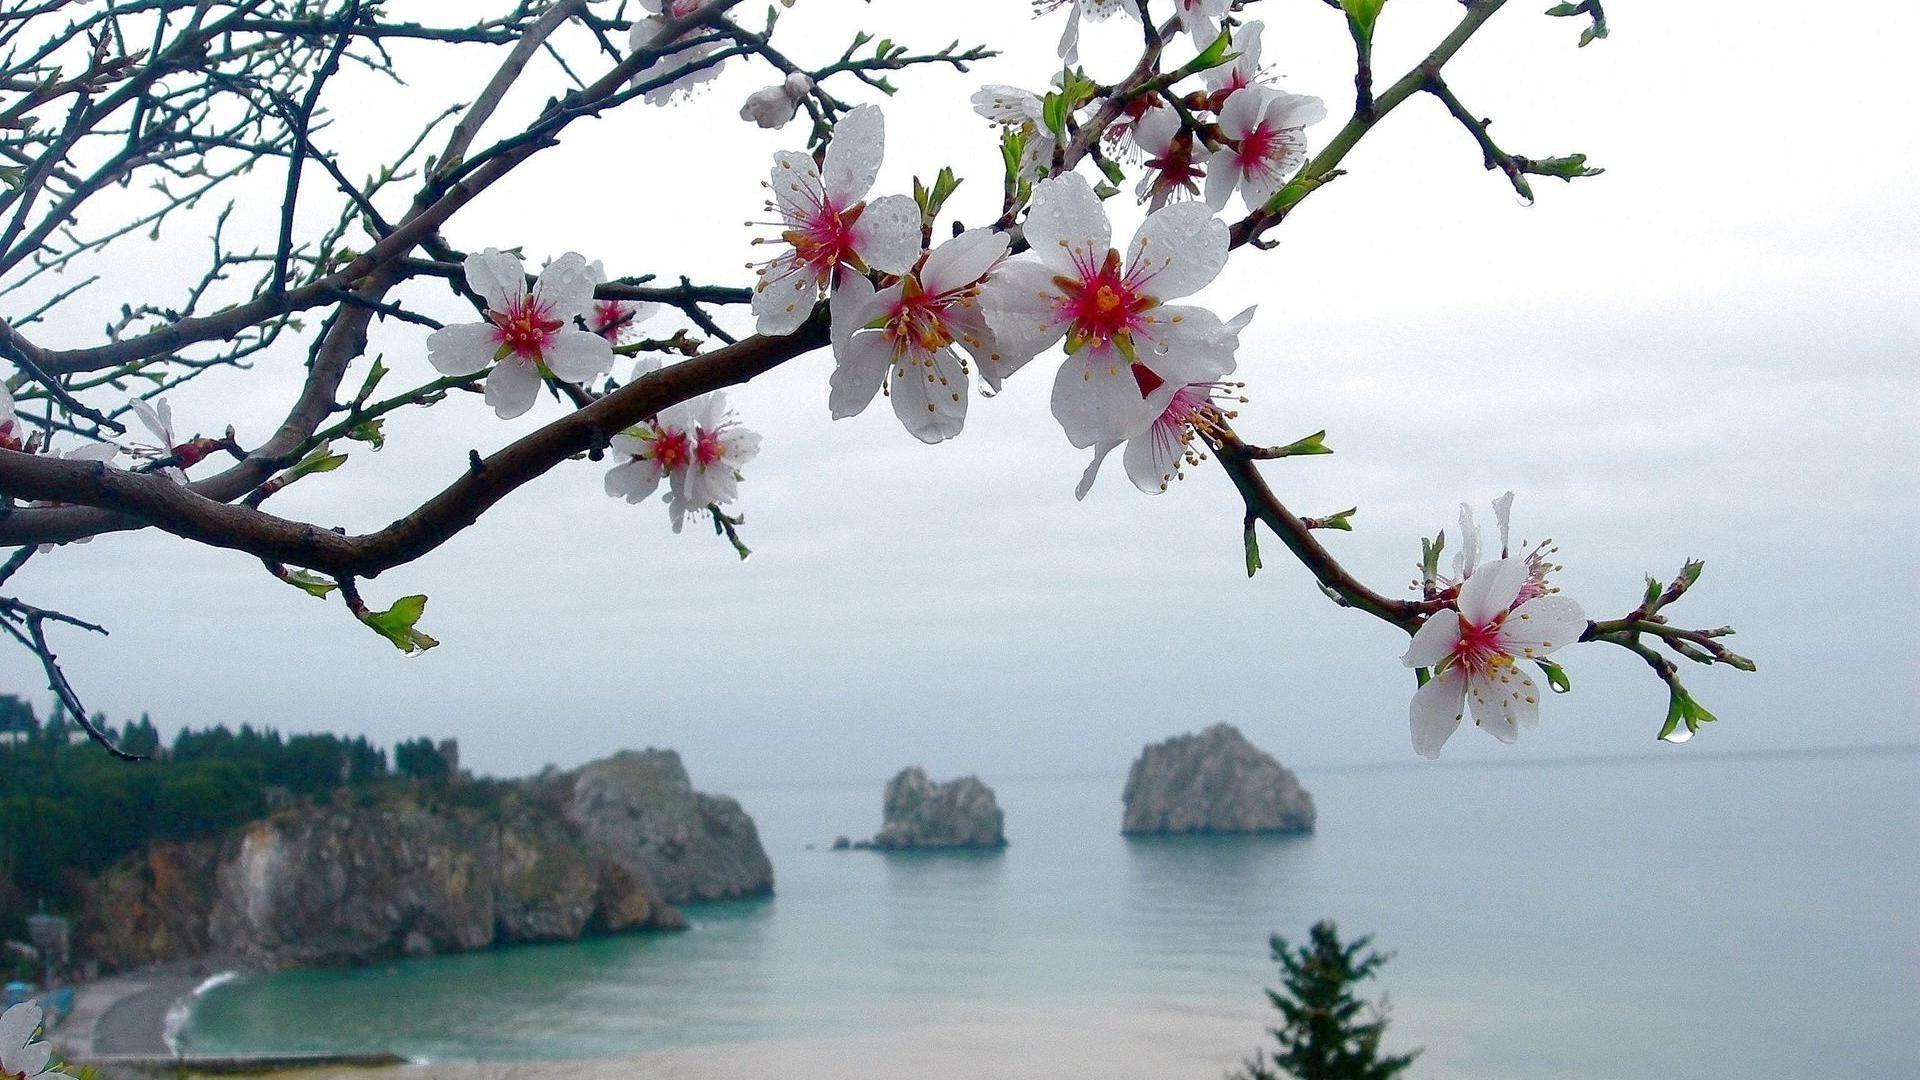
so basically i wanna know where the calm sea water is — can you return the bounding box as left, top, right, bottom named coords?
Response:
left=185, top=749, right=1919, bottom=1079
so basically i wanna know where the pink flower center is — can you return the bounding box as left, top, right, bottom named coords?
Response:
left=490, top=296, right=563, bottom=361
left=694, top=427, right=726, bottom=468
left=1057, top=249, right=1152, bottom=353
left=650, top=428, right=691, bottom=472
left=0, top=420, right=22, bottom=453
left=592, top=300, right=632, bottom=342
left=1450, top=616, right=1508, bottom=675
left=782, top=197, right=863, bottom=283
left=884, top=276, right=958, bottom=354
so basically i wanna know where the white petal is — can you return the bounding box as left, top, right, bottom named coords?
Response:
left=128, top=397, right=170, bottom=443
left=1024, top=174, right=1112, bottom=278
left=1135, top=305, right=1239, bottom=390
left=1493, top=491, right=1516, bottom=556
left=64, top=441, right=119, bottom=464
left=1466, top=662, right=1540, bottom=742
left=849, top=194, right=922, bottom=276
left=1203, top=147, right=1240, bottom=211
left=0, top=1002, right=41, bottom=1057
left=920, top=229, right=1010, bottom=297
left=753, top=254, right=818, bottom=336
left=465, top=249, right=526, bottom=314
left=1265, top=91, right=1329, bottom=133
left=1131, top=104, right=1181, bottom=157
left=770, top=151, right=826, bottom=221
left=1410, top=667, right=1467, bottom=759
left=605, top=458, right=664, bottom=503
left=1074, top=440, right=1120, bottom=500
left=822, top=103, right=884, bottom=206
left=1499, top=595, right=1588, bottom=660
left=1454, top=502, right=1481, bottom=581
left=1056, top=2, right=1081, bottom=63
left=828, top=333, right=893, bottom=419
left=1458, top=555, right=1530, bottom=625
left=483, top=357, right=543, bottom=419
left=540, top=328, right=614, bottom=383
left=1401, top=609, right=1464, bottom=668
left=425, top=322, right=498, bottom=377
left=0, top=382, right=13, bottom=423
left=1121, top=421, right=1180, bottom=493
left=1051, top=344, right=1157, bottom=449
left=1218, top=87, right=1266, bottom=140
left=1126, top=201, right=1228, bottom=301
left=830, top=272, right=881, bottom=355
left=889, top=347, right=969, bottom=444
left=533, top=252, right=597, bottom=322
left=977, top=257, right=1066, bottom=368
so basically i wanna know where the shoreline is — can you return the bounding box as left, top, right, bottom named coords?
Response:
left=55, top=963, right=236, bottom=1061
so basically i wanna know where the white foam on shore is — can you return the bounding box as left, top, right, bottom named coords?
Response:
left=161, top=970, right=240, bottom=1055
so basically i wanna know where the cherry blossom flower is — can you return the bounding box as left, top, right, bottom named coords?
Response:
left=741, top=72, right=814, bottom=129
left=127, top=397, right=189, bottom=483
left=978, top=173, right=1237, bottom=450
left=1205, top=87, right=1327, bottom=212
left=671, top=391, right=760, bottom=531
left=1172, top=0, right=1231, bottom=45
left=1131, top=104, right=1206, bottom=210
left=425, top=249, right=614, bottom=420
left=629, top=0, right=728, bottom=106
left=605, top=400, right=697, bottom=507
left=1202, top=19, right=1266, bottom=104
left=971, top=85, right=1056, bottom=183
left=0, top=382, right=24, bottom=452
left=1400, top=555, right=1588, bottom=758
left=1074, top=308, right=1253, bottom=497
left=0, top=1001, right=58, bottom=1080
left=752, top=104, right=920, bottom=337
left=1038, top=0, right=1137, bottom=66
left=585, top=260, right=659, bottom=345
left=828, top=228, right=1010, bottom=443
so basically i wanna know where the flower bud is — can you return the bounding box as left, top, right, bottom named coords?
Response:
left=740, top=72, right=813, bottom=129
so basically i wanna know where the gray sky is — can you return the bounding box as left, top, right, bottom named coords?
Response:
left=3, top=0, right=1915, bottom=789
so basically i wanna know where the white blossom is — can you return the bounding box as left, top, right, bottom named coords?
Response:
left=741, top=72, right=814, bottom=130
left=629, top=0, right=728, bottom=105
left=1204, top=87, right=1326, bottom=212
left=1039, top=0, right=1137, bottom=66
left=971, top=84, right=1055, bottom=183
left=1172, top=0, right=1231, bottom=46
left=1400, top=556, right=1588, bottom=758
left=829, top=228, right=1009, bottom=443
left=752, top=104, right=920, bottom=337
left=425, top=250, right=614, bottom=420
left=671, top=391, right=760, bottom=532
left=1075, top=308, right=1253, bottom=497
left=978, top=173, right=1237, bottom=450
left=127, top=397, right=188, bottom=483
left=584, top=260, right=659, bottom=346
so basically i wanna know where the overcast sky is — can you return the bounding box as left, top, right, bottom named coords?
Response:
left=2, top=0, right=1914, bottom=790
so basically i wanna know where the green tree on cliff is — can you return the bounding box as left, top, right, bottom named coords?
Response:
left=1237, top=921, right=1419, bottom=1080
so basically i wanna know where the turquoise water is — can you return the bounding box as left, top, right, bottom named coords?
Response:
left=185, top=749, right=1920, bottom=1078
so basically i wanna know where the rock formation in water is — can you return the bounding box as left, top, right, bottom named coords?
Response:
left=80, top=750, right=772, bottom=972
left=560, top=748, right=774, bottom=902
left=868, top=767, right=1007, bottom=850
left=1121, top=724, right=1315, bottom=836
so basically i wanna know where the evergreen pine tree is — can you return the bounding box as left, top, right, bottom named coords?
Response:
left=1238, top=921, right=1420, bottom=1080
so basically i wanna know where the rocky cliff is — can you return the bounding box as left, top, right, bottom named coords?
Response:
left=1121, top=724, right=1315, bottom=836
left=561, top=749, right=774, bottom=903
left=868, top=767, right=1007, bottom=850
left=80, top=750, right=772, bottom=972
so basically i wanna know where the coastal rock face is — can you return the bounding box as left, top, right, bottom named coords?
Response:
left=1121, top=724, right=1315, bottom=836
left=78, top=749, right=766, bottom=972
left=870, top=767, right=1007, bottom=850
left=562, top=749, right=774, bottom=902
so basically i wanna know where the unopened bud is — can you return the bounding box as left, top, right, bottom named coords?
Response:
left=741, top=72, right=814, bottom=130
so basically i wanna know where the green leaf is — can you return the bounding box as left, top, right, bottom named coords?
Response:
left=1535, top=658, right=1572, bottom=693
left=355, top=357, right=389, bottom=404
left=283, top=570, right=338, bottom=599
left=1041, top=90, right=1072, bottom=141
left=345, top=418, right=386, bottom=449
left=360, top=594, right=440, bottom=654
left=1277, top=429, right=1333, bottom=456
left=1244, top=525, right=1263, bottom=578
left=0, top=166, right=24, bottom=191
left=1341, top=0, right=1389, bottom=43
left=1643, top=575, right=1662, bottom=610
left=1176, top=27, right=1236, bottom=77
left=281, top=443, right=348, bottom=483
left=1313, top=507, right=1358, bottom=532
left=1528, top=153, right=1604, bottom=181
left=1657, top=684, right=1717, bottom=743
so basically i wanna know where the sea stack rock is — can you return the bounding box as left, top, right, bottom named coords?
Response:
left=564, top=748, right=775, bottom=902
left=1122, top=724, right=1315, bottom=835
left=870, top=767, right=1007, bottom=850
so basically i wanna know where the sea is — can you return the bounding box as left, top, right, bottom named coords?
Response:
left=182, top=747, right=1920, bottom=1079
